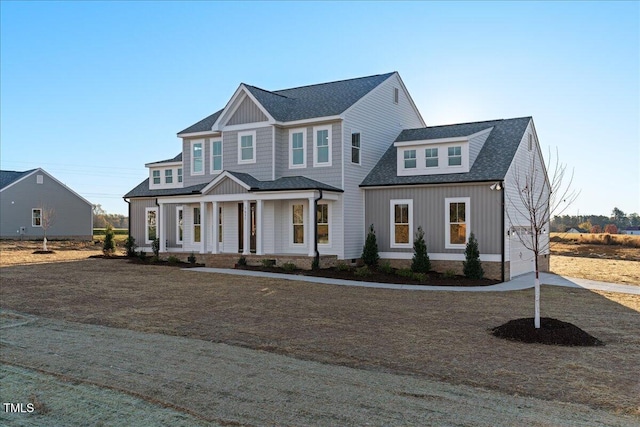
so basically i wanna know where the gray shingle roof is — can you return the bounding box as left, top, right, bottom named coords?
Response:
left=360, top=117, right=532, bottom=187
left=0, top=169, right=36, bottom=190
left=146, top=153, right=182, bottom=166
left=124, top=172, right=342, bottom=199
left=178, top=73, right=395, bottom=134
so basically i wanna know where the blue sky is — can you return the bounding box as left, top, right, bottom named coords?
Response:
left=1, top=1, right=638, bottom=217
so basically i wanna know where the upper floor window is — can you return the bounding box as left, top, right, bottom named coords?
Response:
left=351, top=133, right=361, bottom=164
left=445, top=197, right=470, bottom=249
left=32, top=208, right=42, bottom=227
left=390, top=199, right=413, bottom=248
left=178, top=168, right=183, bottom=183
left=238, top=131, right=256, bottom=164
left=289, top=129, right=306, bottom=168
left=448, top=146, right=462, bottom=166
left=165, top=169, right=173, bottom=184
left=313, top=125, right=332, bottom=167
left=404, top=150, right=417, bottom=169
left=425, top=148, right=438, bottom=167
left=152, top=170, right=161, bottom=184
left=192, top=141, right=204, bottom=175
left=211, top=140, right=223, bottom=172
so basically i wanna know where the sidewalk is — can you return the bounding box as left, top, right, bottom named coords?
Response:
left=189, top=268, right=640, bottom=295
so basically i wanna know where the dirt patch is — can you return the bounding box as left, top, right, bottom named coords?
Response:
left=1, top=259, right=639, bottom=416
left=0, top=240, right=102, bottom=267
left=492, top=317, right=605, bottom=346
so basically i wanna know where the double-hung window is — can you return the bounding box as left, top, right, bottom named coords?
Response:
left=390, top=199, right=413, bottom=248
left=448, top=146, right=462, bottom=166
left=211, top=140, right=223, bottom=172
left=292, top=204, right=304, bottom=244
left=145, top=207, right=158, bottom=244
left=152, top=170, right=160, bottom=185
left=238, top=131, right=256, bottom=164
left=289, top=129, right=306, bottom=168
left=351, top=133, right=361, bottom=164
left=32, top=209, right=42, bottom=227
left=177, top=168, right=183, bottom=183
left=404, top=150, right=417, bottom=169
left=192, top=141, right=204, bottom=175
left=165, top=169, right=173, bottom=184
left=176, top=207, right=183, bottom=244
left=218, top=206, right=223, bottom=243
left=193, top=207, right=201, bottom=243
left=445, top=197, right=470, bottom=248
left=313, top=125, right=331, bottom=167
left=425, top=148, right=438, bottom=168
left=317, top=204, right=329, bottom=244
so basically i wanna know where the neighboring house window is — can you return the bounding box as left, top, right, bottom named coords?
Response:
left=176, top=207, right=183, bottom=244
left=351, top=133, right=361, bottom=164
left=165, top=169, right=173, bottom=184
left=404, top=150, right=417, bottom=169
left=152, top=170, right=160, bottom=185
left=238, top=131, right=256, bottom=164
left=178, top=168, right=183, bottom=183
left=211, top=140, right=223, bottom=172
left=313, top=125, right=331, bottom=167
left=192, top=141, right=203, bottom=175
left=145, top=207, right=158, bottom=244
left=448, top=146, right=462, bottom=166
left=317, top=203, right=329, bottom=244
left=445, top=197, right=470, bottom=249
left=193, top=207, right=201, bottom=243
left=393, top=87, right=399, bottom=104
left=218, top=206, right=223, bottom=243
left=289, top=129, right=306, bottom=168
left=292, top=204, right=304, bottom=244
left=425, top=148, right=438, bottom=167
left=32, top=209, right=42, bottom=227
left=390, top=199, right=413, bottom=248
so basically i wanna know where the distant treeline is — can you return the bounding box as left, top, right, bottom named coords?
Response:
left=93, top=204, right=128, bottom=229
left=552, top=207, right=639, bottom=233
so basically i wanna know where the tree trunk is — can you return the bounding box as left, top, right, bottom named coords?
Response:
left=534, top=256, right=540, bottom=329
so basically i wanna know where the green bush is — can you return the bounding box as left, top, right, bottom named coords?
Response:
left=412, top=272, right=426, bottom=282
left=102, top=224, right=116, bottom=256
left=168, top=256, right=180, bottom=264
left=124, top=236, right=137, bottom=257
left=261, top=259, right=276, bottom=268
left=354, top=265, right=372, bottom=277
left=237, top=256, right=247, bottom=267
left=378, top=260, right=394, bottom=274
left=336, top=262, right=351, bottom=272
left=361, top=224, right=380, bottom=267
left=137, top=250, right=148, bottom=262
left=443, top=269, right=456, bottom=279
left=463, top=232, right=484, bottom=279
left=396, top=268, right=413, bottom=278
left=281, top=262, right=296, bottom=271
left=411, top=226, right=431, bottom=273
left=152, top=238, right=160, bottom=258
left=187, top=252, right=197, bottom=264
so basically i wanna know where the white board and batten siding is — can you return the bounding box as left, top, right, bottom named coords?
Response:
left=341, top=73, right=425, bottom=259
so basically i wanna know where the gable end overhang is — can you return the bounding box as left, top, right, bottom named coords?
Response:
left=211, top=84, right=276, bottom=132
left=0, top=168, right=93, bottom=206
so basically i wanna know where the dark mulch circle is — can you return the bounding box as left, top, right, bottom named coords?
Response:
left=32, top=250, right=55, bottom=255
left=491, top=317, right=604, bottom=346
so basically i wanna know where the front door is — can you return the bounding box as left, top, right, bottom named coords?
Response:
left=238, top=203, right=257, bottom=253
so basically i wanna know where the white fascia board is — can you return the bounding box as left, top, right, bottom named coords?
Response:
left=212, top=85, right=276, bottom=131
left=276, top=115, right=343, bottom=127
left=157, top=189, right=341, bottom=205
left=177, top=130, right=222, bottom=138
left=200, top=171, right=252, bottom=194
left=145, top=161, right=182, bottom=168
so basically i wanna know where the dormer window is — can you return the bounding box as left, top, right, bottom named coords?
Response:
left=152, top=170, right=160, bottom=184
left=165, top=169, right=173, bottom=184
left=425, top=148, right=438, bottom=167
left=448, top=146, right=462, bottom=166
left=404, top=150, right=416, bottom=168
left=178, top=168, right=183, bottom=183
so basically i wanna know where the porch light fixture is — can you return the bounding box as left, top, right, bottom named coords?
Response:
left=490, top=182, right=502, bottom=191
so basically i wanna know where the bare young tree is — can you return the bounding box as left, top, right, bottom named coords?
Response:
left=36, top=204, right=56, bottom=251
left=506, top=148, right=579, bottom=328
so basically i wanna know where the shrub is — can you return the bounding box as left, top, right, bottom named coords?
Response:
left=443, top=269, right=456, bottom=279
left=463, top=232, right=484, bottom=279
left=396, top=268, right=413, bottom=278
left=354, top=265, right=372, bottom=277
left=102, top=224, right=116, bottom=256
left=282, top=262, right=296, bottom=271
left=361, top=224, right=380, bottom=267
left=187, top=252, right=197, bottom=264
left=137, top=250, right=148, bottom=262
left=335, top=262, right=351, bottom=272
left=152, top=238, right=160, bottom=258
left=412, top=272, right=426, bottom=282
left=411, top=226, right=431, bottom=273
left=168, top=256, right=180, bottom=264
left=312, top=257, right=320, bottom=270
left=378, top=260, right=394, bottom=274
left=124, top=236, right=137, bottom=257
left=237, top=256, right=247, bottom=267
left=261, top=259, right=276, bottom=268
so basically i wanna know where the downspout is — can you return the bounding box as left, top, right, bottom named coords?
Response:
left=501, top=181, right=505, bottom=283
left=313, top=189, right=323, bottom=268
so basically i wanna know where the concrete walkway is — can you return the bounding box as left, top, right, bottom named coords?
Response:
left=189, top=267, right=640, bottom=295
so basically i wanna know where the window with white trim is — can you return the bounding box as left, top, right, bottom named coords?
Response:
left=176, top=207, right=183, bottom=244
left=528, top=133, right=533, bottom=151
left=393, top=87, right=399, bottom=104
left=211, top=140, right=222, bottom=172
left=390, top=199, right=413, bottom=248
left=317, top=203, right=329, bottom=244
left=36, top=175, right=43, bottom=184
left=192, top=141, right=203, bottom=175
left=425, top=148, right=438, bottom=167
left=32, top=208, right=42, bottom=227
left=145, top=207, right=158, bottom=244
left=448, top=146, right=462, bottom=166
left=292, top=204, right=304, bottom=244
left=165, top=169, right=173, bottom=184
left=152, top=170, right=160, bottom=184
left=193, top=207, right=201, bottom=243
left=404, top=150, right=417, bottom=169
left=351, top=133, right=361, bottom=164
left=178, top=168, right=183, bottom=183
left=313, top=125, right=331, bottom=167
left=445, top=197, right=470, bottom=248
left=218, top=206, right=223, bottom=243
left=238, top=131, right=256, bottom=164
left=289, top=129, right=306, bottom=168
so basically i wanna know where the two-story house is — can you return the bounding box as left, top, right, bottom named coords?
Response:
left=124, top=72, right=549, bottom=280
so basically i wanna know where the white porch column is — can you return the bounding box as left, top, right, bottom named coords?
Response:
left=211, top=201, right=219, bottom=254
left=243, top=200, right=250, bottom=256
left=307, top=196, right=315, bottom=257
left=200, top=201, right=207, bottom=254
left=158, top=203, right=166, bottom=253
left=256, top=199, right=263, bottom=255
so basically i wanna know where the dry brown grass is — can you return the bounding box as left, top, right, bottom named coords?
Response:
left=1, top=259, right=639, bottom=415
left=551, top=232, right=640, bottom=248
left=0, top=240, right=103, bottom=267
left=551, top=255, right=640, bottom=285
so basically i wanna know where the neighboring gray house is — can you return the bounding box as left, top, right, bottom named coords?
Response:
left=0, top=168, right=93, bottom=240
left=125, top=72, right=549, bottom=279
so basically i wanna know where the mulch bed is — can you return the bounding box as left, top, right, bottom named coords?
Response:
left=32, top=250, right=55, bottom=254
left=238, top=265, right=500, bottom=287
left=491, top=317, right=605, bottom=346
